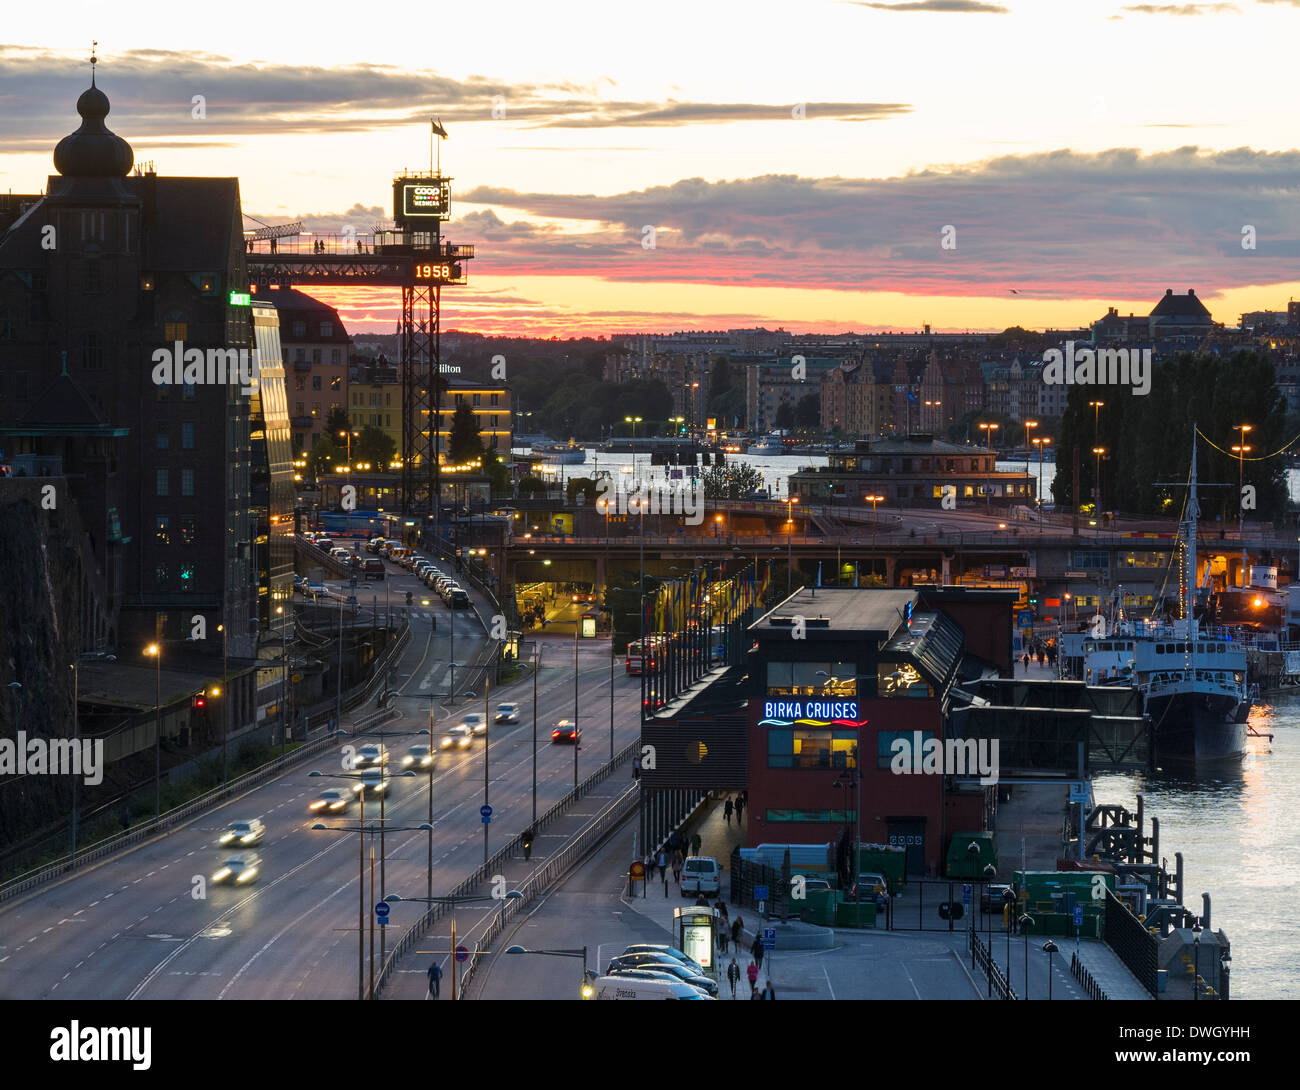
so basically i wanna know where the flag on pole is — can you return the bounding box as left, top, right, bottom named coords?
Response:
left=431, top=118, right=448, bottom=139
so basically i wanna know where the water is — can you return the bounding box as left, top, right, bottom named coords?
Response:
left=1092, top=694, right=1300, bottom=999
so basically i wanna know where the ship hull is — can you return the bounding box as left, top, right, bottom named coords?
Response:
left=1147, top=690, right=1249, bottom=763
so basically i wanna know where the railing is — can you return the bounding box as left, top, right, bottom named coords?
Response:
left=1103, top=888, right=1160, bottom=996
left=374, top=738, right=640, bottom=998
left=1071, top=951, right=1110, bottom=999
left=969, top=929, right=1017, bottom=1000
left=0, top=621, right=410, bottom=905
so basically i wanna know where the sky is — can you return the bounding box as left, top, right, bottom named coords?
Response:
left=3, top=0, right=1300, bottom=337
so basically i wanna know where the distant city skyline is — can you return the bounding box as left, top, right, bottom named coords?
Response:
left=5, top=0, right=1300, bottom=335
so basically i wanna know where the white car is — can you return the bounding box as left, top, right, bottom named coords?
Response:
left=217, top=819, right=265, bottom=847
left=680, top=856, right=721, bottom=896
left=440, top=725, right=473, bottom=750
left=355, top=743, right=388, bottom=768
left=211, top=852, right=262, bottom=885
left=495, top=703, right=520, bottom=724
left=460, top=713, right=487, bottom=736
left=354, top=769, right=390, bottom=796
left=401, top=744, right=436, bottom=770
left=308, top=788, right=350, bottom=814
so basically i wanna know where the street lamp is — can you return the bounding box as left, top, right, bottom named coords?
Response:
left=966, top=842, right=980, bottom=965
left=1019, top=913, right=1034, bottom=999
left=504, top=945, right=593, bottom=999
left=1031, top=437, right=1051, bottom=512
left=144, top=642, right=162, bottom=819
left=1092, top=447, right=1107, bottom=519
left=1192, top=922, right=1202, bottom=1001
left=1088, top=400, right=1104, bottom=442
left=1042, top=939, right=1059, bottom=999
left=786, top=495, right=799, bottom=594
left=1233, top=424, right=1253, bottom=589
left=395, top=891, right=523, bottom=1001
left=864, top=494, right=884, bottom=549
left=1023, top=421, right=1038, bottom=505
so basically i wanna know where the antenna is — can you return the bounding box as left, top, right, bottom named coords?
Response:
left=90, top=40, right=98, bottom=86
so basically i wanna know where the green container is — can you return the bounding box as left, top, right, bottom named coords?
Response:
left=855, top=846, right=906, bottom=894
left=835, top=899, right=878, bottom=928
left=799, top=889, right=837, bottom=927
left=946, top=831, right=997, bottom=879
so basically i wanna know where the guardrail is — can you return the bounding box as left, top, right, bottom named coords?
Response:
left=375, top=738, right=639, bottom=997
left=969, top=929, right=1017, bottom=1000
left=1071, top=951, right=1110, bottom=999
left=0, top=622, right=410, bottom=907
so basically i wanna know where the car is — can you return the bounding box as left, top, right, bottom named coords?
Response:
left=680, top=856, right=721, bottom=896
left=305, top=581, right=327, bottom=600
left=401, top=744, right=436, bottom=770
left=448, top=588, right=470, bottom=609
left=365, top=537, right=385, bottom=554
left=619, top=944, right=705, bottom=976
left=354, top=769, right=390, bottom=797
left=588, top=976, right=710, bottom=1000
left=362, top=558, right=385, bottom=580
left=551, top=719, right=579, bottom=744
left=495, top=702, right=520, bottom=724
left=459, top=713, right=487, bottom=736
left=795, top=876, right=833, bottom=896
left=439, top=725, right=473, bottom=750
left=354, top=743, right=388, bottom=768
left=847, top=873, right=890, bottom=906
left=313, top=537, right=334, bottom=550
left=605, top=967, right=713, bottom=996
left=309, top=788, right=351, bottom=814
left=331, top=547, right=352, bottom=561
left=423, top=569, right=443, bottom=588
left=981, top=883, right=1016, bottom=913
left=570, top=591, right=595, bottom=604
left=211, top=852, right=262, bottom=885
left=605, top=954, right=718, bottom=995
left=217, top=818, right=265, bottom=847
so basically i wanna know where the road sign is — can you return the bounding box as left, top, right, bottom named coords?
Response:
left=754, top=884, right=769, bottom=901
left=962, top=884, right=972, bottom=906
left=1073, top=905, right=1084, bottom=926
left=1069, top=786, right=1088, bottom=805
left=454, top=945, right=469, bottom=962
left=374, top=902, right=390, bottom=917
left=762, top=927, right=776, bottom=951
left=630, top=861, right=645, bottom=879
left=480, top=804, right=493, bottom=825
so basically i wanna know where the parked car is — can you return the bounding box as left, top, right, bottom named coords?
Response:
left=618, top=944, right=705, bottom=976
left=847, top=872, right=890, bottom=906
left=605, top=954, right=717, bottom=995
left=551, top=719, right=579, bottom=744
left=448, top=588, right=470, bottom=609
left=588, top=976, right=709, bottom=1000
left=605, top=965, right=715, bottom=996
left=981, top=883, right=1016, bottom=913
left=679, top=856, right=721, bottom=896
left=362, top=558, right=386, bottom=580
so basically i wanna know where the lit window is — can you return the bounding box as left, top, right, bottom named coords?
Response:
left=155, top=516, right=170, bottom=545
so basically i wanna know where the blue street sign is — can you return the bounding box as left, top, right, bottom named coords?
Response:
left=480, top=804, right=493, bottom=824
left=1073, top=905, right=1084, bottom=926
left=762, top=927, right=776, bottom=951
left=754, top=885, right=769, bottom=901
left=962, top=884, right=972, bottom=905
left=374, top=902, right=389, bottom=917
left=454, top=945, right=469, bottom=962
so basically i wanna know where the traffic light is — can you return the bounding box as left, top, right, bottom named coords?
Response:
left=193, top=691, right=207, bottom=709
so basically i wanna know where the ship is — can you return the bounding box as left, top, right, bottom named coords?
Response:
left=748, top=433, right=785, bottom=456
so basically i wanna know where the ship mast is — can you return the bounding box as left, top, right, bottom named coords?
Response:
left=1188, top=424, right=1198, bottom=664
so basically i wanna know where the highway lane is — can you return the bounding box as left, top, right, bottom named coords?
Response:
left=0, top=555, right=644, bottom=1000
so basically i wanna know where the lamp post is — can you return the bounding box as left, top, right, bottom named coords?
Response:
left=1233, top=424, right=1253, bottom=588
left=1023, top=420, right=1038, bottom=506
left=786, top=495, right=799, bottom=594
left=1019, top=913, right=1033, bottom=999
left=1042, top=939, right=1059, bottom=999
left=144, top=642, right=162, bottom=819
left=504, top=945, right=593, bottom=999
left=69, top=663, right=78, bottom=857
left=978, top=424, right=999, bottom=512
left=1193, top=923, right=1202, bottom=1000
left=394, top=891, right=523, bottom=1001
left=1032, top=436, right=1051, bottom=514
left=864, top=494, right=884, bottom=550
left=966, top=841, right=980, bottom=965
left=1092, top=447, right=1107, bottom=520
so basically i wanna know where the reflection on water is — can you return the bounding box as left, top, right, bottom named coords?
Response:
left=1092, top=694, right=1298, bottom=1000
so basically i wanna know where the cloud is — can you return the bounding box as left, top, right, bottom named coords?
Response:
left=1119, top=4, right=1239, bottom=14
left=0, top=46, right=907, bottom=147
left=851, top=1, right=1009, bottom=12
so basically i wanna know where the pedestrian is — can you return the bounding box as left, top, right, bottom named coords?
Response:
left=714, top=898, right=729, bottom=924
left=657, top=850, right=667, bottom=880
left=427, top=960, right=442, bottom=999
left=732, top=915, right=744, bottom=948
left=690, top=832, right=702, bottom=856
left=751, top=933, right=764, bottom=970
left=672, top=859, right=682, bottom=885
left=695, top=892, right=709, bottom=907
left=718, top=927, right=728, bottom=954
left=727, top=957, right=741, bottom=999
left=735, top=796, right=745, bottom=824
left=723, top=798, right=733, bottom=825
left=760, top=980, right=776, bottom=1000
left=1022, top=652, right=1030, bottom=672
left=746, top=960, right=759, bottom=996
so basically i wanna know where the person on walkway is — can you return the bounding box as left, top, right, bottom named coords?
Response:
left=760, top=980, right=775, bottom=1000
left=714, top=898, right=729, bottom=925
left=1022, top=652, right=1030, bottom=672
left=734, top=795, right=745, bottom=824
left=717, top=926, right=728, bottom=954
left=727, top=958, right=741, bottom=999
left=657, top=850, right=668, bottom=879
left=690, top=832, right=702, bottom=856
left=695, top=892, right=710, bottom=907
left=746, top=960, right=759, bottom=996
left=731, top=915, right=744, bottom=948
left=427, top=960, right=442, bottom=999
left=672, top=859, right=682, bottom=886
left=723, top=798, right=734, bottom=825
left=751, top=933, right=764, bottom=970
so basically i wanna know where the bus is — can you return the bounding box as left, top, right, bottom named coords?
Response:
left=625, top=637, right=663, bottom=676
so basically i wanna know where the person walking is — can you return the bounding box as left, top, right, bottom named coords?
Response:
left=760, top=980, right=776, bottom=1000
left=723, top=798, right=734, bottom=825
left=427, top=960, right=442, bottom=999
left=714, top=898, right=729, bottom=926
left=751, top=933, right=764, bottom=970
left=734, top=795, right=745, bottom=824
left=746, top=960, right=759, bottom=997
left=657, top=850, right=668, bottom=880
left=731, top=915, right=744, bottom=949
left=672, top=858, right=682, bottom=886
left=690, top=832, right=702, bottom=856
left=1022, top=652, right=1030, bottom=673
left=727, top=958, right=741, bottom=999
left=717, top=926, right=729, bottom=955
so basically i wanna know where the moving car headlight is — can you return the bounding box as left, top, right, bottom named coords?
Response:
left=219, top=832, right=234, bottom=843
left=309, top=800, right=326, bottom=811
left=330, top=800, right=346, bottom=810
left=236, top=868, right=257, bottom=883
left=241, top=834, right=255, bottom=843
left=212, top=868, right=231, bottom=882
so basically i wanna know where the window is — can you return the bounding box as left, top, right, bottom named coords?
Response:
left=155, top=516, right=170, bottom=545
left=878, top=730, right=938, bottom=768
left=490, top=393, right=499, bottom=406
left=156, top=469, right=169, bottom=496
left=877, top=661, right=932, bottom=698
left=331, top=349, right=341, bottom=365
left=179, top=517, right=196, bottom=546
left=164, top=322, right=187, bottom=340
left=765, top=810, right=856, bottom=823
left=1073, top=550, right=1109, bottom=570
left=320, top=322, right=333, bottom=338
left=155, top=563, right=168, bottom=586
left=180, top=563, right=194, bottom=586
left=766, top=662, right=857, bottom=697
left=182, top=381, right=196, bottom=399
left=295, top=377, right=305, bottom=391
left=295, top=348, right=305, bottom=362
left=181, top=422, right=195, bottom=449
left=81, top=332, right=104, bottom=370
left=312, top=376, right=322, bottom=390
left=292, top=321, right=306, bottom=338
left=330, top=376, right=342, bottom=390
left=295, top=401, right=305, bottom=417
left=84, top=260, right=101, bottom=294
left=767, top=727, right=858, bottom=769
left=369, top=393, right=382, bottom=408
left=312, top=348, right=321, bottom=365
left=181, top=468, right=195, bottom=496
left=157, top=427, right=169, bottom=450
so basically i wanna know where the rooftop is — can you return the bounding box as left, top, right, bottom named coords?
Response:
left=752, top=587, right=918, bottom=640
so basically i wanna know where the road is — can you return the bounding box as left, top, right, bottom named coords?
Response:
left=0, top=551, right=643, bottom=1000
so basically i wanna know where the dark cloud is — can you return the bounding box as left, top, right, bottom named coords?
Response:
left=0, top=46, right=907, bottom=147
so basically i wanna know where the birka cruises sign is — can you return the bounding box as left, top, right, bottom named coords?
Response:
left=760, top=700, right=863, bottom=725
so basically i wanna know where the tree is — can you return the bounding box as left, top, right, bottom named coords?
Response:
left=774, top=402, right=795, bottom=430
left=353, top=425, right=396, bottom=471
left=702, top=462, right=766, bottom=500
left=448, top=402, right=483, bottom=463
left=306, top=434, right=342, bottom=483
left=482, top=445, right=511, bottom=496
left=324, top=405, right=350, bottom=440
left=795, top=392, right=820, bottom=429
left=566, top=476, right=600, bottom=505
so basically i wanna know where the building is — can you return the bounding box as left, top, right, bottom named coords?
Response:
left=0, top=75, right=273, bottom=659
left=746, top=356, right=842, bottom=432
left=789, top=435, right=1035, bottom=508
left=1091, top=289, right=1216, bottom=348
left=435, top=379, right=512, bottom=455
left=267, top=286, right=351, bottom=456
left=348, top=356, right=403, bottom=466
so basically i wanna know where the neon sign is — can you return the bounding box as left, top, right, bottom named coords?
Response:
left=759, top=700, right=864, bottom=727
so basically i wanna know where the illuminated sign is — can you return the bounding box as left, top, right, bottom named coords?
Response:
left=228, top=291, right=252, bottom=306
left=414, top=262, right=460, bottom=283
left=760, top=700, right=862, bottom=725
left=401, top=181, right=450, bottom=219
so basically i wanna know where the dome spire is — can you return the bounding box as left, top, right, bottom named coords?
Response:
left=53, top=57, right=134, bottom=178
left=90, top=40, right=97, bottom=87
